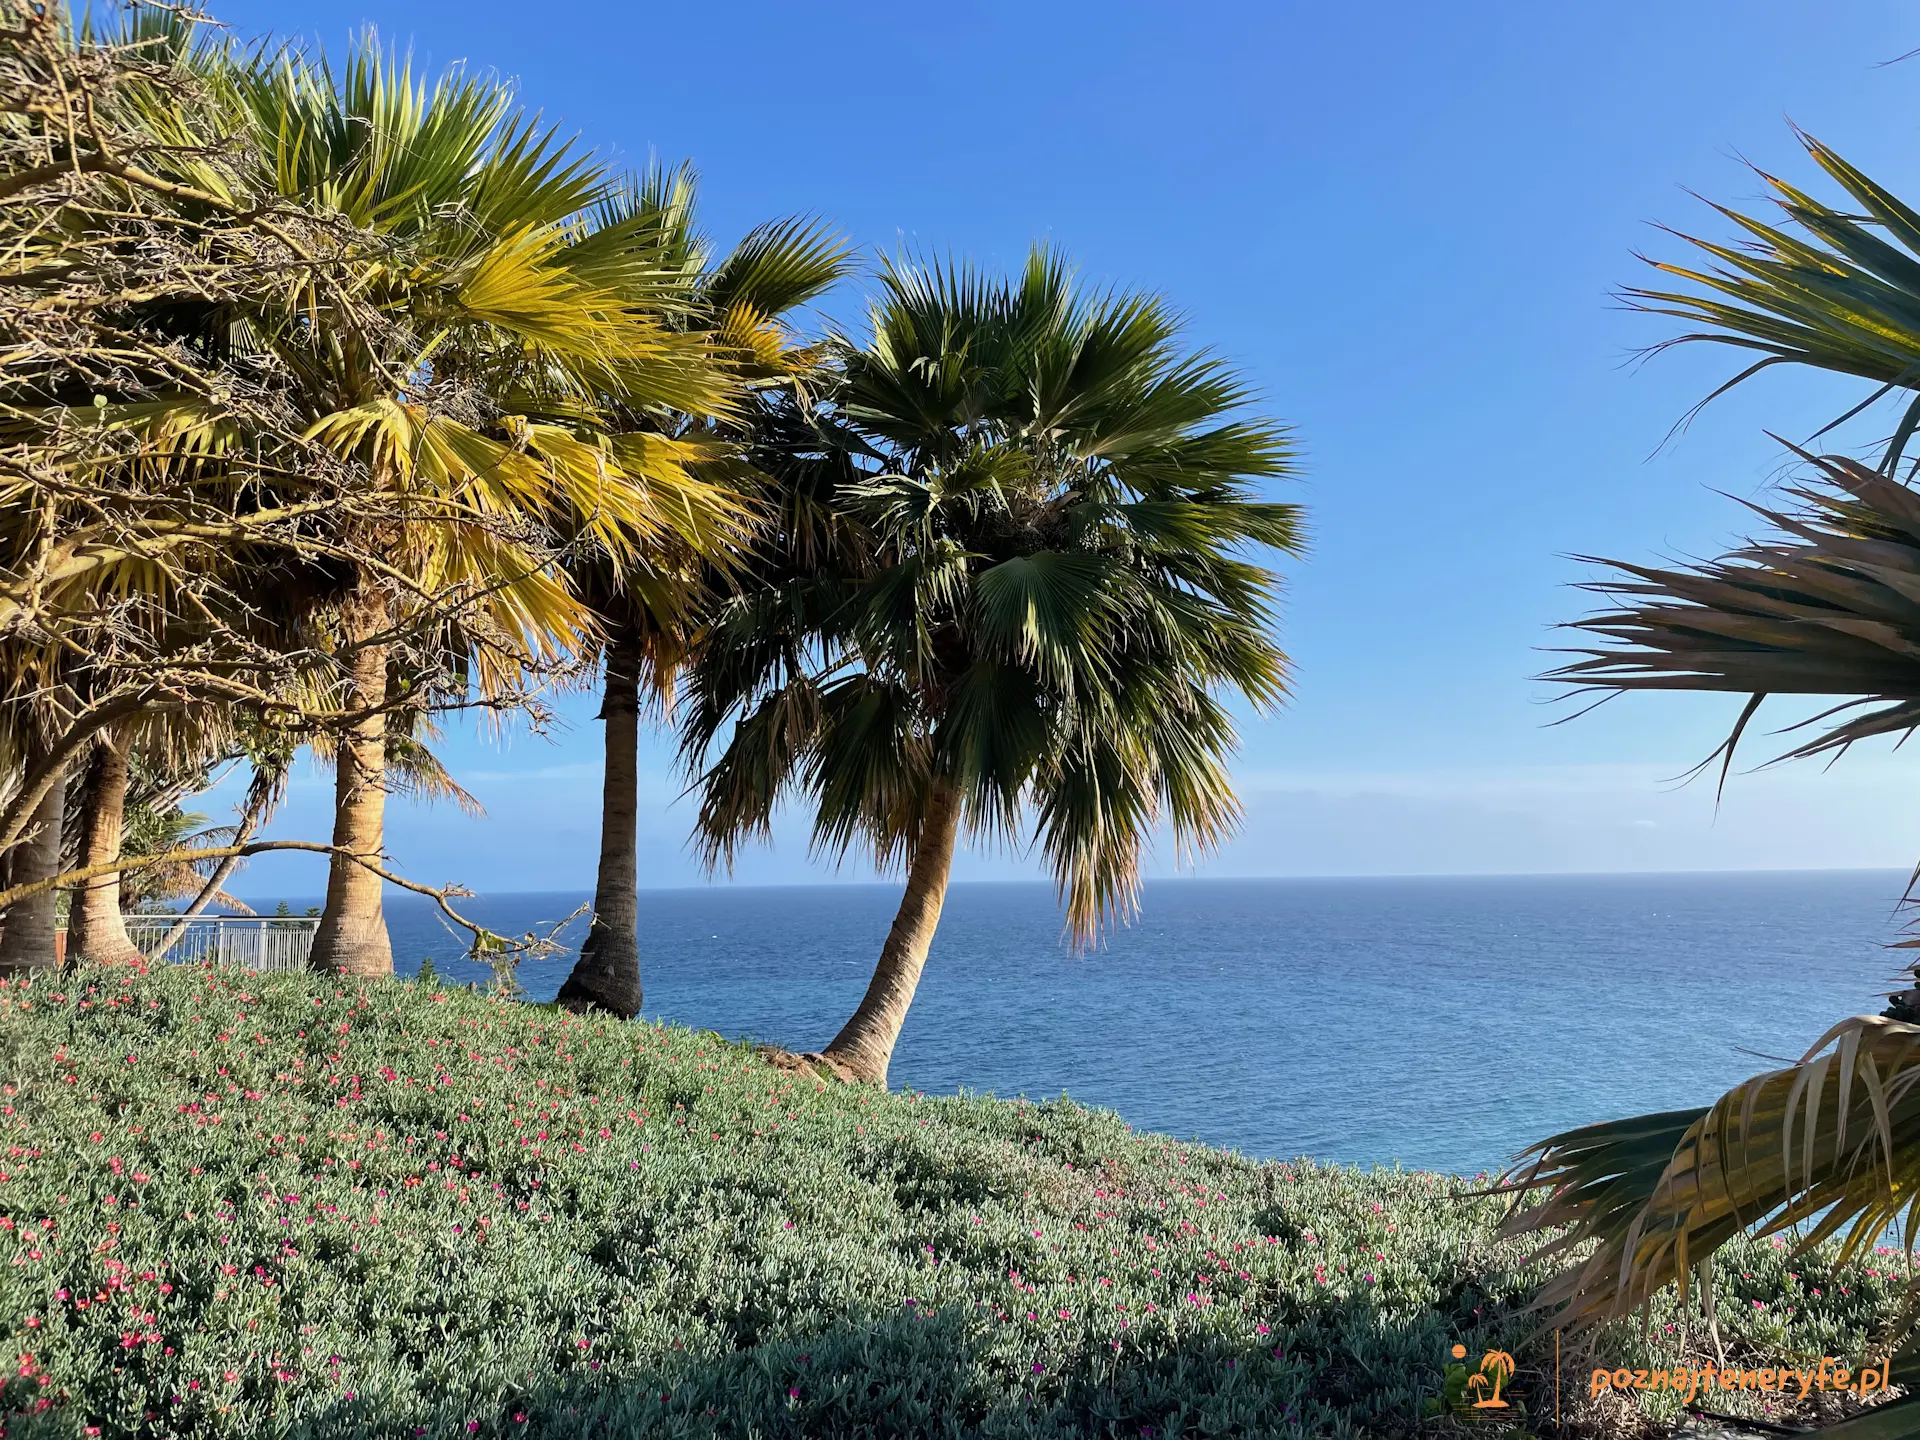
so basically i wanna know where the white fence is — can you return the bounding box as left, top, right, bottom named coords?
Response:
left=122, top=915, right=320, bottom=971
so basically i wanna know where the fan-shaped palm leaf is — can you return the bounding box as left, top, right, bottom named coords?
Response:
left=1494, top=1016, right=1920, bottom=1433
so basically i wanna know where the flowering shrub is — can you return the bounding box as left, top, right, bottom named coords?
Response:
left=0, top=965, right=1900, bottom=1437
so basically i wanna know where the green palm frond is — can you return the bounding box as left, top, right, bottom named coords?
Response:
left=558, top=165, right=849, bottom=700
left=706, top=216, right=851, bottom=330
left=1507, top=123, right=1920, bottom=1433
left=210, top=32, right=752, bottom=687
left=1627, top=131, right=1920, bottom=469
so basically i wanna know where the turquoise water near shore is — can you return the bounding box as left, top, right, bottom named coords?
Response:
left=250, top=871, right=1908, bottom=1176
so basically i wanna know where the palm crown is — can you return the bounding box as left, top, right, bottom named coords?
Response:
left=190, top=35, right=749, bottom=974
left=692, top=249, right=1300, bottom=937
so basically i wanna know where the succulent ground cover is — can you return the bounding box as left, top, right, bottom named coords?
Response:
left=0, top=964, right=1902, bottom=1439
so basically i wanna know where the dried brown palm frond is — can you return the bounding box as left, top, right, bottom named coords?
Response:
left=1493, top=1017, right=1920, bottom=1435
left=1497, top=1015, right=1920, bottom=1330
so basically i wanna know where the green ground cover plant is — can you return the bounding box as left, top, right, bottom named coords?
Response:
left=0, top=963, right=1902, bottom=1439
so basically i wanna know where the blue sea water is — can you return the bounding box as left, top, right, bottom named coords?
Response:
left=254, top=871, right=1913, bottom=1177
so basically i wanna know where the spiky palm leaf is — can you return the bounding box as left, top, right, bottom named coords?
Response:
left=1551, top=451, right=1920, bottom=767
left=550, top=165, right=849, bottom=1017
left=1628, top=130, right=1920, bottom=470
left=1497, top=1015, right=1920, bottom=1328
left=4, top=8, right=770, bottom=976
left=562, top=159, right=850, bottom=636
left=214, top=38, right=751, bottom=664
left=1517, top=131, right=1920, bottom=1434
left=2, top=12, right=754, bottom=711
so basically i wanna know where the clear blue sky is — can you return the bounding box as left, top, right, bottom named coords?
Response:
left=207, top=0, right=1920, bottom=896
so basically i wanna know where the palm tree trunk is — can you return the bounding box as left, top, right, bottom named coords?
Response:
left=310, top=593, right=394, bottom=977
left=149, top=767, right=277, bottom=963
left=0, top=740, right=66, bottom=976
left=820, top=780, right=963, bottom=1086
left=557, top=624, right=643, bottom=1017
left=67, top=730, right=142, bottom=966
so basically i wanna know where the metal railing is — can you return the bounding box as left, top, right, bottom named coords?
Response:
left=122, top=915, right=319, bottom=971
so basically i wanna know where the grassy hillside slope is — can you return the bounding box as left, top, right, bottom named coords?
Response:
left=0, top=965, right=1900, bottom=1438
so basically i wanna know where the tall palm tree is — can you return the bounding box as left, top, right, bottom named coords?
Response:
left=684, top=249, right=1302, bottom=1085
left=554, top=166, right=849, bottom=1018
left=199, top=42, right=747, bottom=977
left=5, top=12, right=754, bottom=975
left=0, top=7, right=317, bottom=973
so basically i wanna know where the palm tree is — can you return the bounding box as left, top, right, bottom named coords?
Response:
left=684, top=249, right=1302, bottom=1085
left=1497, top=135, right=1920, bottom=1434
left=553, top=166, right=848, bottom=1018
left=4, top=11, right=756, bottom=974
left=0, top=8, right=315, bottom=973
left=199, top=41, right=746, bottom=977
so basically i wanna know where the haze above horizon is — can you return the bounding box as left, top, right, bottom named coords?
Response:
left=196, top=0, right=1920, bottom=898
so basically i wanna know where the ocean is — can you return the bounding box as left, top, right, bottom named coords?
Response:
left=259, top=870, right=1913, bottom=1178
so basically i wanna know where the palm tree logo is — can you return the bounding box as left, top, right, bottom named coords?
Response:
left=1451, top=1344, right=1515, bottom=1409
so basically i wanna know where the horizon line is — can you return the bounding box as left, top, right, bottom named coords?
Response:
left=225, top=863, right=1917, bottom=902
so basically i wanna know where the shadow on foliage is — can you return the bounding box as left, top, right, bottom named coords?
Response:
left=250, top=1286, right=1539, bottom=1440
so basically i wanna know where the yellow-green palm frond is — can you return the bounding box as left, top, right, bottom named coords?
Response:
left=449, top=223, right=723, bottom=411
left=64, top=399, right=249, bottom=477
left=562, top=167, right=707, bottom=316
left=1496, top=1013, right=1920, bottom=1332
left=83, top=6, right=248, bottom=205
left=415, top=528, right=588, bottom=683
left=229, top=36, right=597, bottom=240
left=600, top=431, right=758, bottom=558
